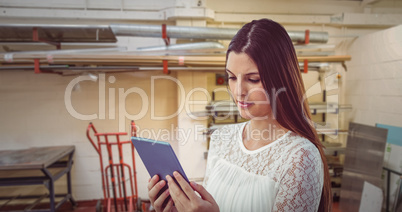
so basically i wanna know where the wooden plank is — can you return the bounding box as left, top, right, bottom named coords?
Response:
left=0, top=146, right=74, bottom=171
left=297, top=55, right=351, bottom=62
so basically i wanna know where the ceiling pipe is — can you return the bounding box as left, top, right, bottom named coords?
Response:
left=111, top=24, right=328, bottom=43
left=137, top=42, right=225, bottom=51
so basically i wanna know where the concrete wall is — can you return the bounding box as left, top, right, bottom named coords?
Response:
left=345, top=24, right=402, bottom=209
left=345, top=25, right=402, bottom=127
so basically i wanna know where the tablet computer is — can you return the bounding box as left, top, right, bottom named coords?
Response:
left=131, top=137, right=189, bottom=184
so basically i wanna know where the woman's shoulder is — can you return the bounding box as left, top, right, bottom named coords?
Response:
left=281, top=131, right=322, bottom=161
left=278, top=132, right=324, bottom=180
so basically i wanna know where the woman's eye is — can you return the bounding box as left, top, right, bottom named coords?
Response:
left=249, top=79, right=260, bottom=83
left=228, top=76, right=236, bottom=80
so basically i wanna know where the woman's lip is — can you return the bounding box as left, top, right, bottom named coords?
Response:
left=237, top=101, right=254, bottom=108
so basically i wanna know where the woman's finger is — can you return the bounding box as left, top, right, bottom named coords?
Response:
left=148, top=175, right=159, bottom=191
left=172, top=171, right=198, bottom=201
left=166, top=175, right=187, bottom=209
left=190, top=181, right=217, bottom=204
left=162, top=198, right=174, bottom=212
left=153, top=188, right=170, bottom=211
left=149, top=179, right=166, bottom=205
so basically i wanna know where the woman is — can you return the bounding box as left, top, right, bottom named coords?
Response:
left=148, top=19, right=332, bottom=212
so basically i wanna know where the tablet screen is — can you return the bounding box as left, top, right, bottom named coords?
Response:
left=131, top=137, right=189, bottom=183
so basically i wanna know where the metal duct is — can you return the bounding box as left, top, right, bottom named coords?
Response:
left=287, top=31, right=328, bottom=44
left=111, top=24, right=328, bottom=43
left=137, top=42, right=225, bottom=51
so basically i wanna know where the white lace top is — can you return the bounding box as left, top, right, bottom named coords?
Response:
left=203, top=122, right=323, bottom=212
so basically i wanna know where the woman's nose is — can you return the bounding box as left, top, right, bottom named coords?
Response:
left=235, top=78, right=247, bottom=98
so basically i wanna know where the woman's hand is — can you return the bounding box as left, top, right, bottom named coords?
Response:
left=166, top=171, right=219, bottom=212
left=148, top=175, right=177, bottom=212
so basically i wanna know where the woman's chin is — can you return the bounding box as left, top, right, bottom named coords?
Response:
left=238, top=110, right=256, bottom=120
left=238, top=109, right=269, bottom=120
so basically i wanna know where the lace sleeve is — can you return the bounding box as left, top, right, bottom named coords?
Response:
left=273, top=146, right=323, bottom=212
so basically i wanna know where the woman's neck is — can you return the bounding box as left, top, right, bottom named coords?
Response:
left=243, top=118, right=289, bottom=149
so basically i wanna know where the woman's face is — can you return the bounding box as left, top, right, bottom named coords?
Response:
left=226, top=52, right=271, bottom=120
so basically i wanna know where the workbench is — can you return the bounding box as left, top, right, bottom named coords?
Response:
left=0, top=146, right=77, bottom=211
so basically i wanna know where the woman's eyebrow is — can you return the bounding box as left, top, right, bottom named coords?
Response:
left=245, top=72, right=259, bottom=76
left=225, top=69, right=259, bottom=76
left=225, top=69, right=234, bottom=75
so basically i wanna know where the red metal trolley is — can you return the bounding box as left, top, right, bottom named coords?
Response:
left=87, top=121, right=139, bottom=212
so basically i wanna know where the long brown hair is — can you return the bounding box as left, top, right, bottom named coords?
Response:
left=226, top=19, right=332, bottom=212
